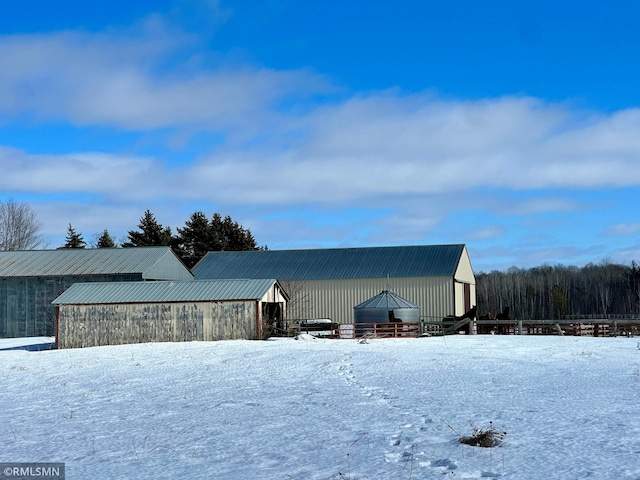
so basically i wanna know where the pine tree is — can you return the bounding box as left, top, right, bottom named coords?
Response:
left=174, top=211, right=213, bottom=268
left=62, top=223, right=86, bottom=249
left=209, top=213, right=227, bottom=251
left=173, top=211, right=259, bottom=267
left=122, top=210, right=173, bottom=247
left=215, top=214, right=258, bottom=251
left=96, top=229, right=117, bottom=248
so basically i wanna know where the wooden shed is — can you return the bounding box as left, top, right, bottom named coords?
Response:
left=0, top=247, right=193, bottom=338
left=193, top=244, right=476, bottom=325
left=52, top=279, right=288, bottom=348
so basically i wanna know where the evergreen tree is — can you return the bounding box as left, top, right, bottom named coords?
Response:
left=174, top=211, right=258, bottom=267
left=209, top=213, right=227, bottom=251
left=209, top=214, right=257, bottom=251
left=62, top=223, right=86, bottom=249
left=122, top=210, right=173, bottom=247
left=174, top=211, right=213, bottom=268
left=220, top=215, right=257, bottom=251
left=96, top=229, right=117, bottom=248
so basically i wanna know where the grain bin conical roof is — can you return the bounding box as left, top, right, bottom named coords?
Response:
left=353, top=290, right=421, bottom=331
left=354, top=290, right=420, bottom=310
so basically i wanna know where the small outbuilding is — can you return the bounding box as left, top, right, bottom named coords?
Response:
left=52, top=278, right=288, bottom=348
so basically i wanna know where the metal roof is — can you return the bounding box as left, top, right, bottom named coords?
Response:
left=0, top=247, right=191, bottom=279
left=53, top=279, right=281, bottom=305
left=193, top=244, right=465, bottom=281
left=354, top=290, right=420, bottom=310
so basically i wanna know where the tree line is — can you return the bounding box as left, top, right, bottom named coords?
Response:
left=0, top=198, right=260, bottom=269
left=476, top=261, right=640, bottom=320
left=63, top=209, right=261, bottom=268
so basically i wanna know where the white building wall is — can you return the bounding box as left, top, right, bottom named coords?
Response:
left=454, top=246, right=476, bottom=283
left=259, top=283, right=288, bottom=304
left=452, top=246, right=477, bottom=316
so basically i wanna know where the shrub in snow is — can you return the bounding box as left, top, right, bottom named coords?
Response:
left=459, top=422, right=506, bottom=448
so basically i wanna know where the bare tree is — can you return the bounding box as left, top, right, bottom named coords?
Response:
left=477, top=260, right=634, bottom=319
left=0, top=197, right=44, bottom=250
left=279, top=280, right=314, bottom=320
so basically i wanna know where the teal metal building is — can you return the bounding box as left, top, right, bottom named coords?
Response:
left=0, top=247, right=193, bottom=338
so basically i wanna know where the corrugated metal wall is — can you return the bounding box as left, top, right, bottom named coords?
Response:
left=285, top=276, right=456, bottom=324
left=0, top=274, right=141, bottom=338
left=143, top=250, right=195, bottom=281
left=58, top=300, right=259, bottom=348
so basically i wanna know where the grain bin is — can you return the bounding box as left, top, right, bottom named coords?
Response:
left=353, top=290, right=420, bottom=336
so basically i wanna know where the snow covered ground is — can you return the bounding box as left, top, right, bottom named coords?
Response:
left=2, top=334, right=640, bottom=479
left=0, top=337, right=55, bottom=351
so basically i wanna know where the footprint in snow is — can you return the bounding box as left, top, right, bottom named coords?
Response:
left=481, top=471, right=502, bottom=478
left=431, top=458, right=458, bottom=470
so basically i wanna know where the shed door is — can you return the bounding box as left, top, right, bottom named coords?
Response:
left=464, top=283, right=471, bottom=311
left=263, top=302, right=283, bottom=329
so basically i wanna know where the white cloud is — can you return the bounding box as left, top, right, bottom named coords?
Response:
left=0, top=147, right=164, bottom=199
left=4, top=91, right=640, bottom=213
left=173, top=94, right=640, bottom=206
left=500, top=198, right=581, bottom=216
left=2, top=21, right=640, bottom=202
left=469, top=225, right=507, bottom=241
left=0, top=21, right=330, bottom=131
left=609, top=245, right=640, bottom=265
left=470, top=243, right=609, bottom=272
left=603, top=222, right=640, bottom=238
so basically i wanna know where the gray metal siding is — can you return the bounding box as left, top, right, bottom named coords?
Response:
left=0, top=274, right=142, bottom=337
left=142, top=250, right=194, bottom=281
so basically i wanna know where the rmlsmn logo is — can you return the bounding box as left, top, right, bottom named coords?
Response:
left=0, top=463, right=65, bottom=480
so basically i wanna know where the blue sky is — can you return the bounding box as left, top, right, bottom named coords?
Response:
left=2, top=0, right=640, bottom=272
